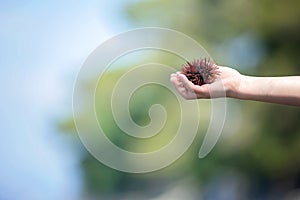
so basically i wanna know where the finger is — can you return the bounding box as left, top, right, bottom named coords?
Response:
left=170, top=74, right=186, bottom=90
left=170, top=73, right=198, bottom=99
left=178, top=74, right=194, bottom=89
left=170, top=73, right=177, bottom=78
left=171, top=77, right=185, bottom=95
left=170, top=75, right=179, bottom=85
left=193, top=84, right=210, bottom=98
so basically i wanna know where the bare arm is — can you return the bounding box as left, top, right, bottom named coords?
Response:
left=170, top=66, right=300, bottom=106
left=236, top=75, right=300, bottom=106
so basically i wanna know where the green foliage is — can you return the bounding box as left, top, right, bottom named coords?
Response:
left=61, top=0, right=300, bottom=197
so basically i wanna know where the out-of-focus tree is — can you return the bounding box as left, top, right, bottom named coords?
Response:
left=126, top=0, right=300, bottom=198
left=61, top=0, right=300, bottom=199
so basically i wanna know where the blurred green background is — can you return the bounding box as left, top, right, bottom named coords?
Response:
left=1, top=0, right=300, bottom=199
left=62, top=0, right=300, bottom=199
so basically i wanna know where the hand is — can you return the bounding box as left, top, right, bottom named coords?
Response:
left=170, top=66, right=242, bottom=99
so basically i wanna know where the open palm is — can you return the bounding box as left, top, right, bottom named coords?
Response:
left=170, top=66, right=242, bottom=99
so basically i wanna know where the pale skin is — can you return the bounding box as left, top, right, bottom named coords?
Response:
left=170, top=66, right=300, bottom=106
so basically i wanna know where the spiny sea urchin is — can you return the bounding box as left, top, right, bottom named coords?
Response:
left=181, top=58, right=220, bottom=86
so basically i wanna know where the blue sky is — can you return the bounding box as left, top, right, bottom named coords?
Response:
left=0, top=0, right=134, bottom=199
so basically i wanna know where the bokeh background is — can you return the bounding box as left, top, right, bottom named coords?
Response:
left=1, top=0, right=300, bottom=199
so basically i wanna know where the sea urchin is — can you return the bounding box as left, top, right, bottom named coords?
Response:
left=181, top=58, right=220, bottom=86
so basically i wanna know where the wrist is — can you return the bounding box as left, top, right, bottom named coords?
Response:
left=226, top=74, right=246, bottom=99
left=232, top=75, right=261, bottom=100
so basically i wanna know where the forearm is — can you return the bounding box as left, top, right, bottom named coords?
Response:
left=232, top=75, right=300, bottom=106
